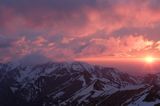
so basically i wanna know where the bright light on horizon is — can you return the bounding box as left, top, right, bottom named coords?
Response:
left=144, top=56, right=155, bottom=64
left=76, top=56, right=160, bottom=63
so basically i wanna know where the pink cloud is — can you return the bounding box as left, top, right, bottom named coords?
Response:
left=2, top=0, right=160, bottom=37
left=1, top=0, right=160, bottom=62
left=78, top=35, right=160, bottom=59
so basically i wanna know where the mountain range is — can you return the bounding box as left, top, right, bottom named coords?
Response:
left=0, top=62, right=160, bottom=106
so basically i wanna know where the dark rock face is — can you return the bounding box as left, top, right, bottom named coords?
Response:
left=0, top=62, right=160, bottom=106
left=99, top=88, right=146, bottom=106
left=144, top=85, right=160, bottom=102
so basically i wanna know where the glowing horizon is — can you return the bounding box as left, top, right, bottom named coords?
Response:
left=76, top=56, right=160, bottom=63
left=0, top=0, right=160, bottom=65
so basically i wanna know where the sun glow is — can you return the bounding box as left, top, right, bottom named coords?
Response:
left=145, top=56, right=155, bottom=63
left=76, top=56, right=160, bottom=64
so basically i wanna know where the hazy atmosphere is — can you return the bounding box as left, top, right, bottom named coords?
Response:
left=1, top=0, right=160, bottom=106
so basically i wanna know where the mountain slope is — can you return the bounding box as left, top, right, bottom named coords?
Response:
left=0, top=62, right=159, bottom=106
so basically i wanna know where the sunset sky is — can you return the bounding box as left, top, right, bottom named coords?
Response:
left=1, top=0, right=160, bottom=63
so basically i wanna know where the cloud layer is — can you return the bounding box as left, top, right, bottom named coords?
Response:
left=1, top=0, right=160, bottom=62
